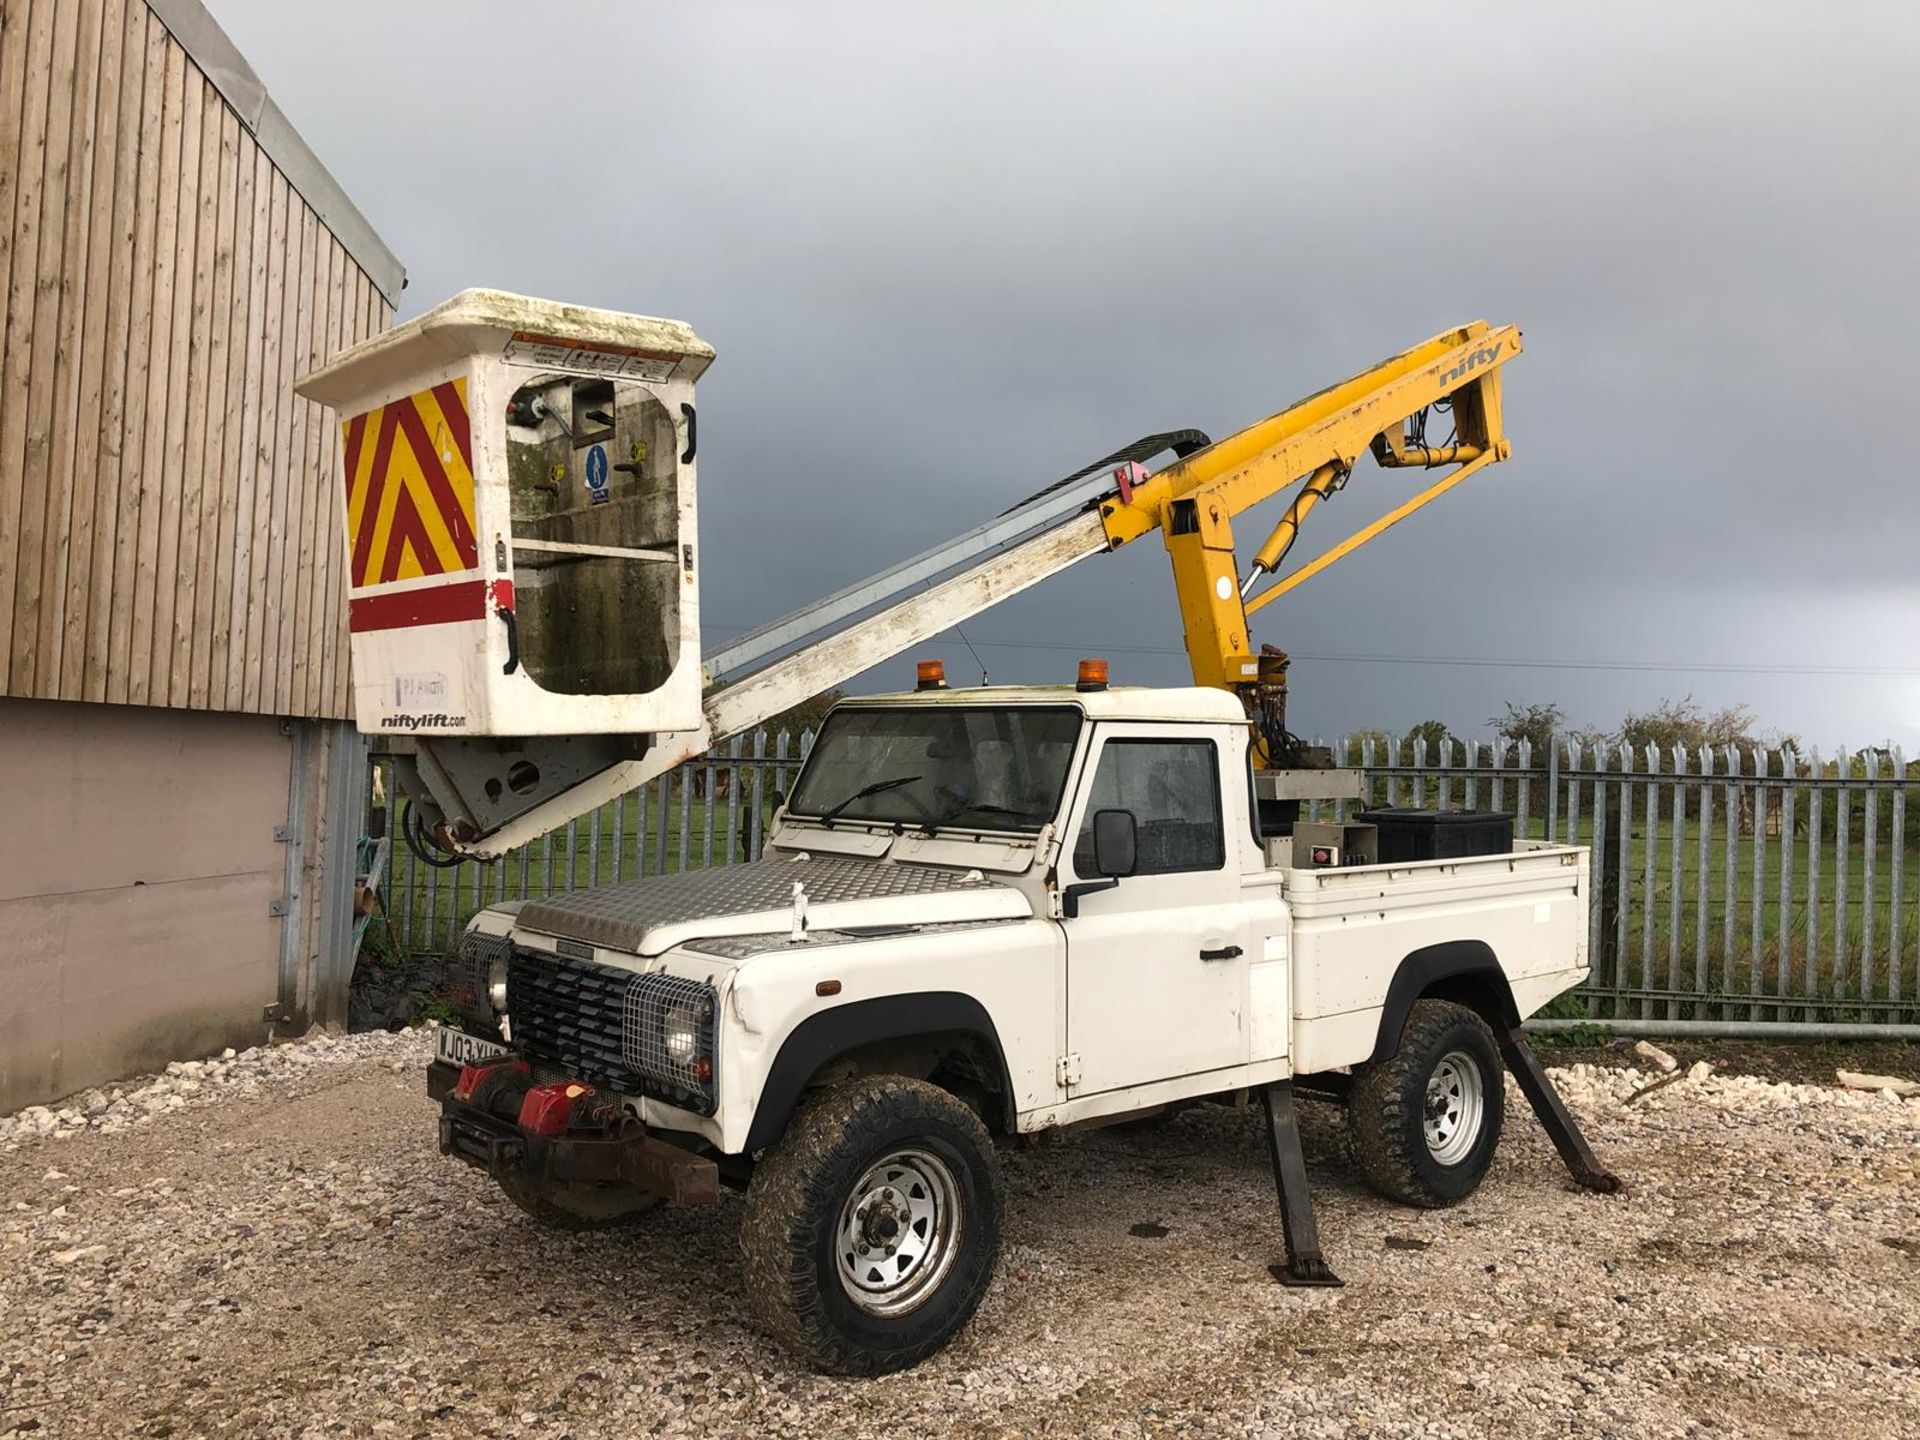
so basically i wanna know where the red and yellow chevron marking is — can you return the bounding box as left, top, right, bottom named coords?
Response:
left=341, top=378, right=479, bottom=592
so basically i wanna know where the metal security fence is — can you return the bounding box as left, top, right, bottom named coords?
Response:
left=376, top=730, right=815, bottom=958
left=1310, top=736, right=1917, bottom=1029
left=376, top=730, right=1920, bottom=1031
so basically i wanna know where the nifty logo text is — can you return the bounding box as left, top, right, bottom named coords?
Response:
left=381, top=712, right=468, bottom=730
left=1440, top=343, right=1506, bottom=387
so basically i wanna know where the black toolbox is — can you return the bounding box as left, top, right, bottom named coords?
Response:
left=1359, top=807, right=1513, bottom=863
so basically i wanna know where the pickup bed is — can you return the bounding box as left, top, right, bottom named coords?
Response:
left=430, top=682, right=1615, bottom=1373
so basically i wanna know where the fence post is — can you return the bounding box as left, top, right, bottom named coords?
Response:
left=588, top=807, right=602, bottom=889
left=1749, top=747, right=1766, bottom=1022
left=1563, top=739, right=1579, bottom=847
left=750, top=731, right=767, bottom=859
left=726, top=734, right=744, bottom=866
left=1892, top=746, right=1907, bottom=1019
left=1778, top=752, right=1795, bottom=1012
left=610, top=793, right=625, bottom=885
left=1640, top=743, right=1660, bottom=1022
left=1721, top=744, right=1737, bottom=1021
left=1863, top=749, right=1878, bottom=1008
left=655, top=767, right=673, bottom=876
left=425, top=834, right=440, bottom=955
left=1806, top=746, right=1822, bottom=1021
left=1589, top=740, right=1613, bottom=1019
left=1695, top=745, right=1712, bottom=1013
left=1667, top=743, right=1687, bottom=1022
left=774, top=730, right=793, bottom=840
left=1835, top=746, right=1852, bottom=1007
left=702, top=750, right=718, bottom=871
left=1546, top=734, right=1559, bottom=843
left=1611, top=744, right=1632, bottom=1013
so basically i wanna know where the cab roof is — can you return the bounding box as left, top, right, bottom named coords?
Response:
left=838, top=684, right=1250, bottom=725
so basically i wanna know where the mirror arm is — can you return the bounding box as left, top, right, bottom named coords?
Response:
left=1061, top=876, right=1120, bottom=919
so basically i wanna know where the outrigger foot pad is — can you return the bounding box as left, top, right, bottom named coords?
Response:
left=1498, top=1027, right=1624, bottom=1194
left=1260, top=1082, right=1345, bottom=1288
left=1268, top=1256, right=1344, bottom=1288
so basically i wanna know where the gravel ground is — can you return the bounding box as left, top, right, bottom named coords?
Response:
left=2, top=1032, right=1917, bottom=1439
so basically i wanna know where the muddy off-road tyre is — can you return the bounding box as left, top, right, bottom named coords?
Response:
left=740, top=1076, right=1002, bottom=1375
left=1347, top=998, right=1504, bottom=1209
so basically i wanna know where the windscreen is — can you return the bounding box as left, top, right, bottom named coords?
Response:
left=787, top=706, right=1082, bottom=832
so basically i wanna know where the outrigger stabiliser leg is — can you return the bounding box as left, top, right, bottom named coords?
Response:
left=1260, top=1082, right=1344, bottom=1287
left=1497, top=1026, right=1623, bottom=1194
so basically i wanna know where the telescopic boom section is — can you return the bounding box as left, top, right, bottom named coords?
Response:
left=434, top=321, right=1518, bottom=858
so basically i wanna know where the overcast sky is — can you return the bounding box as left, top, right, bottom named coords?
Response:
left=218, top=1, right=1920, bottom=751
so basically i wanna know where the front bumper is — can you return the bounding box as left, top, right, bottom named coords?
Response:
left=427, top=1061, right=720, bottom=1207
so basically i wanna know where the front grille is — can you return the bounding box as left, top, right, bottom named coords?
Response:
left=506, top=948, right=718, bottom=1115
left=506, top=948, right=638, bottom=1091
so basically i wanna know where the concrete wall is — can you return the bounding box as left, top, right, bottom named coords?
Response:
left=0, top=696, right=290, bottom=1111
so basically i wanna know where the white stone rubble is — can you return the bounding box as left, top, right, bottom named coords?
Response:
left=0, top=1033, right=1915, bottom=1438
left=0, top=1027, right=433, bottom=1150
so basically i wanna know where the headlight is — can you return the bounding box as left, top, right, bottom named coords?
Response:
left=622, top=975, right=718, bottom=1113
left=664, top=1002, right=701, bottom=1064
left=453, top=930, right=511, bottom=1025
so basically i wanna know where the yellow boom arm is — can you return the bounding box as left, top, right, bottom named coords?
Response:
left=356, top=310, right=1520, bottom=857
left=1098, top=320, right=1521, bottom=695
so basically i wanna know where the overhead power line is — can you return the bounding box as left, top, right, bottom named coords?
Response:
left=911, top=636, right=1920, bottom=679
left=703, top=620, right=1918, bottom=678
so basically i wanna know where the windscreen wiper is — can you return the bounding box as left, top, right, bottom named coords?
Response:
left=936, top=799, right=1037, bottom=828
left=818, top=774, right=923, bottom=824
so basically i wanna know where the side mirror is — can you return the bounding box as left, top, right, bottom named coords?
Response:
left=1091, top=808, right=1137, bottom=879
left=1063, top=809, right=1141, bottom=918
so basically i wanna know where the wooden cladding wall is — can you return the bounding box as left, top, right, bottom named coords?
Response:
left=0, top=0, right=392, bottom=720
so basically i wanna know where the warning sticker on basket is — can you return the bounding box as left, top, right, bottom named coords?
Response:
left=394, top=672, right=450, bottom=708
left=502, top=331, right=680, bottom=383
left=585, top=443, right=611, bottom=504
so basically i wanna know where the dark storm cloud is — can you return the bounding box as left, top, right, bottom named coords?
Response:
left=218, top=0, right=1920, bottom=746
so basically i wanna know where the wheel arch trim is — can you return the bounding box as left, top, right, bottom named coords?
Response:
left=743, top=992, right=1014, bottom=1153
left=1369, top=940, right=1519, bottom=1066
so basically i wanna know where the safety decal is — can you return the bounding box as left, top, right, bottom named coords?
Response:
left=501, top=330, right=679, bottom=383
left=341, top=378, right=480, bottom=591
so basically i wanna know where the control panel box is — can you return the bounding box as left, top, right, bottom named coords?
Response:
left=1290, top=820, right=1380, bottom=869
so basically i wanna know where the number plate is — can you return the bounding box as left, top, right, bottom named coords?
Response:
left=434, top=1027, right=511, bottom=1068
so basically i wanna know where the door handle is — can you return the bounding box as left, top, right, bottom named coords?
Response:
left=498, top=607, right=520, bottom=675
left=1199, top=945, right=1242, bottom=961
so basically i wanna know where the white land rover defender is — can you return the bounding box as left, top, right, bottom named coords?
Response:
left=430, top=680, right=1618, bottom=1374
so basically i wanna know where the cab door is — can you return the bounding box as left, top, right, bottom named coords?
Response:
left=1059, top=723, right=1252, bottom=1096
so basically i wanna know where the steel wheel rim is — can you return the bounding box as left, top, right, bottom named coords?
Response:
left=835, top=1148, right=963, bottom=1317
left=1424, top=1049, right=1485, bottom=1166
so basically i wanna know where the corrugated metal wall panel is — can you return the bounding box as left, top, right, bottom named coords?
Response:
left=0, top=0, right=395, bottom=720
